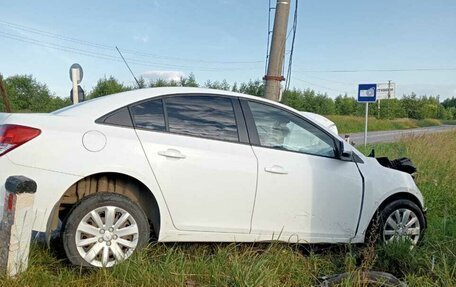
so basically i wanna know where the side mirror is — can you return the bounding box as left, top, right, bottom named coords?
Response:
left=338, top=140, right=353, bottom=161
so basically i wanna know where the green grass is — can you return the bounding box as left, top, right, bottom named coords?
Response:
left=441, top=119, right=456, bottom=125
left=327, top=115, right=443, bottom=134
left=1, top=132, right=455, bottom=286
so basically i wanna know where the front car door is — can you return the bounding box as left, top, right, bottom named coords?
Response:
left=243, top=100, right=363, bottom=242
left=131, top=94, right=258, bottom=234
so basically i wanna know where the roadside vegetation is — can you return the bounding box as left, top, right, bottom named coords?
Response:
left=329, top=116, right=443, bottom=134
left=0, top=131, right=454, bottom=286
left=2, top=74, right=456, bottom=125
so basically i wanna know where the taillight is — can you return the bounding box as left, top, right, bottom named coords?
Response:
left=0, top=125, right=41, bottom=156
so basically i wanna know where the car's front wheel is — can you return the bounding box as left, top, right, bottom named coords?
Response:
left=62, top=193, right=150, bottom=267
left=369, top=199, right=426, bottom=245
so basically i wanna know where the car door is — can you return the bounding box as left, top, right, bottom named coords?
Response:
left=243, top=100, right=363, bottom=242
left=131, top=94, right=258, bottom=234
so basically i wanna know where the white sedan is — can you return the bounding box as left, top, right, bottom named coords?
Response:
left=0, top=87, right=426, bottom=267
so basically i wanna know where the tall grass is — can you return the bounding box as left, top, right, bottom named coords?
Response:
left=441, top=119, right=456, bottom=125
left=1, top=132, right=455, bottom=286
left=327, top=115, right=442, bottom=134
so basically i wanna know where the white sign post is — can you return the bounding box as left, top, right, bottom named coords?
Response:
left=376, top=81, right=396, bottom=119
left=376, top=81, right=396, bottom=100
left=69, top=63, right=83, bottom=105
left=71, top=69, right=80, bottom=104
left=358, top=84, right=377, bottom=146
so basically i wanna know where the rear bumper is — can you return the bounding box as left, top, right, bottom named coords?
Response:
left=0, top=156, right=81, bottom=232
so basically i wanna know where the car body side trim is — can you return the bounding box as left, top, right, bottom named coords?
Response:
left=239, top=99, right=261, bottom=145
left=232, top=98, right=249, bottom=144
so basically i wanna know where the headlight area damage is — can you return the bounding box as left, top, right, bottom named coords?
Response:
left=368, top=149, right=417, bottom=176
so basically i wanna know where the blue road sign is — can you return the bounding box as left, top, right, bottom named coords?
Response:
left=358, top=84, right=377, bottom=103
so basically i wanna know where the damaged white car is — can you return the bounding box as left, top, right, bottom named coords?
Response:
left=0, top=87, right=426, bottom=267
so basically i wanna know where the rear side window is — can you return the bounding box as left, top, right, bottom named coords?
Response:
left=130, top=99, right=166, bottom=131
left=100, top=107, right=133, bottom=127
left=165, top=95, right=239, bottom=142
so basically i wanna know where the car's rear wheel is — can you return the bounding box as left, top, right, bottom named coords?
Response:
left=62, top=193, right=150, bottom=267
left=369, top=199, right=425, bottom=245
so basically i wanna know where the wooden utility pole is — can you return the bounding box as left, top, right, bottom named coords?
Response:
left=264, top=0, right=291, bottom=102
left=0, top=74, right=12, bottom=112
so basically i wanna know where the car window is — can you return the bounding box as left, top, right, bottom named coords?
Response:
left=165, top=95, right=239, bottom=142
left=248, top=101, right=336, bottom=157
left=130, top=99, right=166, bottom=131
left=101, top=107, right=133, bottom=127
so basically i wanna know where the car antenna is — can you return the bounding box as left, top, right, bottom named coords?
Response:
left=115, top=46, right=141, bottom=88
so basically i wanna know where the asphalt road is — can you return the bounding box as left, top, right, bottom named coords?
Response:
left=346, top=125, right=456, bottom=144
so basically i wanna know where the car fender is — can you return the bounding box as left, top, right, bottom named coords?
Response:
left=44, top=165, right=176, bottom=239
left=355, top=157, right=424, bottom=238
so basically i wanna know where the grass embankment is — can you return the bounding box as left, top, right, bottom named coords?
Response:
left=327, top=115, right=443, bottom=134
left=441, top=119, right=456, bottom=125
left=1, top=132, right=455, bottom=286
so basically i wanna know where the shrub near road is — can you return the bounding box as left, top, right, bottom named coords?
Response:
left=1, top=132, right=455, bottom=286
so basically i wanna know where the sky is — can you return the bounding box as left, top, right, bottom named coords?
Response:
left=1, top=0, right=455, bottom=100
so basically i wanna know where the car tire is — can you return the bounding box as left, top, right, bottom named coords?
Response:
left=62, top=193, right=150, bottom=267
left=368, top=199, right=425, bottom=245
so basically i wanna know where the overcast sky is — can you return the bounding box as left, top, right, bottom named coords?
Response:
left=1, top=0, right=455, bottom=100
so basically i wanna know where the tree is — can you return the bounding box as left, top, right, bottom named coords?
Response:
left=442, top=97, right=456, bottom=108
left=149, top=78, right=178, bottom=87
left=137, top=76, right=147, bottom=89
left=204, top=79, right=231, bottom=91
left=88, top=76, right=130, bottom=99
left=281, top=89, right=305, bottom=110
left=2, top=74, right=70, bottom=113
left=335, top=95, right=357, bottom=115
left=179, top=73, right=199, bottom=87
left=231, top=82, right=238, bottom=92
left=378, top=99, right=406, bottom=119
left=149, top=73, right=199, bottom=88
left=238, top=79, right=264, bottom=97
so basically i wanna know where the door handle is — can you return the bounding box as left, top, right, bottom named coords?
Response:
left=264, top=165, right=288, bottom=174
left=158, top=149, right=186, bottom=159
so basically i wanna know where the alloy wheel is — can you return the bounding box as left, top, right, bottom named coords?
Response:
left=75, top=206, right=139, bottom=267
left=383, top=208, right=421, bottom=245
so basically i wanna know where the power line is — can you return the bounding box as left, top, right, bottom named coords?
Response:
left=0, top=20, right=112, bottom=50
left=298, top=74, right=356, bottom=86
left=264, top=0, right=294, bottom=75
left=264, top=0, right=274, bottom=74
left=0, top=19, right=263, bottom=65
left=284, top=0, right=298, bottom=92
left=296, top=68, right=456, bottom=73
left=0, top=31, right=120, bottom=61
left=120, top=48, right=263, bottom=64
left=0, top=30, right=262, bottom=72
left=292, top=75, right=352, bottom=94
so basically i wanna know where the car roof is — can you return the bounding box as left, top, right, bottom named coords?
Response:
left=53, top=87, right=298, bottom=119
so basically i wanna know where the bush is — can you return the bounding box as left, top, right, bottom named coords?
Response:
left=2, top=75, right=71, bottom=113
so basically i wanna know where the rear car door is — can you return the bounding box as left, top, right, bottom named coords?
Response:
left=132, top=94, right=258, bottom=234
left=243, top=100, right=364, bottom=241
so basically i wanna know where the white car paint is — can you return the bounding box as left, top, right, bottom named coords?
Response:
left=136, top=130, right=258, bottom=233
left=300, top=112, right=339, bottom=135
left=0, top=87, right=424, bottom=245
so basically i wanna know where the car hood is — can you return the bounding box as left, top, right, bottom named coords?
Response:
left=300, top=112, right=339, bottom=134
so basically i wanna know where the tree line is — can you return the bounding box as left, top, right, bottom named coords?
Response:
left=1, top=74, right=455, bottom=120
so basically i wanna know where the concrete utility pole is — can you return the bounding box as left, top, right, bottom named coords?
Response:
left=0, top=74, right=12, bottom=112
left=264, top=0, right=291, bottom=102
